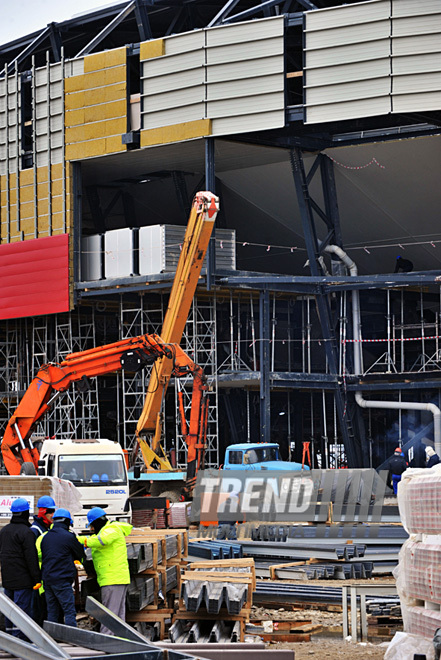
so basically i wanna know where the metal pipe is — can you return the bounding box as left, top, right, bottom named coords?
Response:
left=324, top=244, right=441, bottom=457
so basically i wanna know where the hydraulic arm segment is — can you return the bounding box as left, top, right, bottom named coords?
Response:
left=1, top=334, right=208, bottom=492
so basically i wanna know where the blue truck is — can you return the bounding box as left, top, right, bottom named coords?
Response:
left=223, top=443, right=308, bottom=471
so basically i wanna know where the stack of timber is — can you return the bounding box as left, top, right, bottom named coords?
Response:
left=171, top=558, right=255, bottom=643
left=124, top=527, right=188, bottom=639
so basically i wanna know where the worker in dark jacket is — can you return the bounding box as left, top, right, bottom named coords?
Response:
left=0, top=498, right=41, bottom=638
left=40, top=508, right=85, bottom=627
left=30, top=495, right=56, bottom=538
left=425, top=446, right=441, bottom=468
left=388, top=448, right=408, bottom=495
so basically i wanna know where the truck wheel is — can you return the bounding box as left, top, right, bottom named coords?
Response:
left=158, top=490, right=180, bottom=503
left=20, top=462, right=36, bottom=475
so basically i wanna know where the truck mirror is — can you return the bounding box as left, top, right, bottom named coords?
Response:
left=37, top=459, right=45, bottom=466
left=37, top=467, right=45, bottom=476
left=133, top=465, right=141, bottom=479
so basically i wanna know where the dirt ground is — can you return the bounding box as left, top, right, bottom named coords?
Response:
left=251, top=604, right=395, bottom=659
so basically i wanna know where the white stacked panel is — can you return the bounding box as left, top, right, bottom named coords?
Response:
left=104, top=228, right=135, bottom=278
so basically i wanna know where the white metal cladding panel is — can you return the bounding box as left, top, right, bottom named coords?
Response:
left=393, top=13, right=441, bottom=36
left=35, top=115, right=63, bottom=136
left=211, top=109, right=285, bottom=135
left=144, top=86, right=205, bottom=113
left=143, top=104, right=206, bottom=130
left=207, top=55, right=282, bottom=83
left=164, top=30, right=205, bottom=55
left=307, top=77, right=390, bottom=105
left=392, top=34, right=441, bottom=56
left=207, top=74, right=283, bottom=100
left=392, top=53, right=441, bottom=75
left=393, top=0, right=441, bottom=16
left=305, top=96, right=389, bottom=123
left=393, top=71, right=441, bottom=94
left=306, top=19, right=390, bottom=50
left=393, top=90, right=441, bottom=112
left=207, top=16, right=283, bottom=46
left=64, top=58, right=84, bottom=77
left=306, top=58, right=390, bottom=86
left=207, top=92, right=284, bottom=119
left=206, top=37, right=282, bottom=65
left=304, top=0, right=388, bottom=30
left=305, top=39, right=390, bottom=69
left=142, top=50, right=204, bottom=77
left=143, top=67, right=205, bottom=94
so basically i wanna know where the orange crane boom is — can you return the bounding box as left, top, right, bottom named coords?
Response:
left=1, top=333, right=207, bottom=492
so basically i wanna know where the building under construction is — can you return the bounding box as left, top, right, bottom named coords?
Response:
left=1, top=0, right=441, bottom=473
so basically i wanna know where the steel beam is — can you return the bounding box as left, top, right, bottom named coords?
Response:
left=260, top=290, right=271, bottom=443
left=0, top=631, right=62, bottom=660
left=134, top=0, right=153, bottom=41
left=290, top=147, right=361, bottom=466
left=225, top=0, right=288, bottom=24
left=7, top=27, right=50, bottom=74
left=43, top=621, right=157, bottom=655
left=0, top=592, right=69, bottom=658
left=76, top=1, right=136, bottom=58
left=85, top=595, right=151, bottom=644
left=207, top=0, right=241, bottom=27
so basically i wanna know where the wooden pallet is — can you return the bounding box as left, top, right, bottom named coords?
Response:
left=126, top=608, right=174, bottom=640
left=128, top=527, right=188, bottom=560
left=188, top=558, right=256, bottom=591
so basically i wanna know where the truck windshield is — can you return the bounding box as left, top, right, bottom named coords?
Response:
left=58, top=455, right=127, bottom=485
left=244, top=446, right=279, bottom=464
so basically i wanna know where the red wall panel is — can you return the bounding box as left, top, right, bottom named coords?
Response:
left=0, top=234, right=70, bottom=320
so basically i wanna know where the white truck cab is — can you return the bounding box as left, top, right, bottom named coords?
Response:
left=37, top=438, right=131, bottom=531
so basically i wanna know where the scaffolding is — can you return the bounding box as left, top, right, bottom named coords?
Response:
left=176, top=295, right=219, bottom=468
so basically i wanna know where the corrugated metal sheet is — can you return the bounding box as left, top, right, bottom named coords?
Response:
left=304, top=0, right=441, bottom=123
left=0, top=234, right=70, bottom=320
left=140, top=16, right=284, bottom=137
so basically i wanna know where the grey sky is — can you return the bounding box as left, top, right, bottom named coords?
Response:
left=0, top=0, right=119, bottom=46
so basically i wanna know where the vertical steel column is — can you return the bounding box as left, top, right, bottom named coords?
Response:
left=290, top=147, right=361, bottom=466
left=205, top=137, right=215, bottom=290
left=259, top=289, right=271, bottom=443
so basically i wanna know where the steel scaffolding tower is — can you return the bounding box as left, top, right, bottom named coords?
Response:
left=119, top=293, right=164, bottom=453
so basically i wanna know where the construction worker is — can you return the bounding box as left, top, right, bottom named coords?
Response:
left=78, top=507, right=132, bottom=634
left=426, top=445, right=441, bottom=468
left=40, top=508, right=85, bottom=627
left=388, top=447, right=408, bottom=495
left=30, top=495, right=56, bottom=538
left=31, top=495, right=56, bottom=626
left=0, top=498, right=41, bottom=639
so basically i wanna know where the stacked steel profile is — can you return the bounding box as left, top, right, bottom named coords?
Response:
left=170, top=558, right=255, bottom=643
left=396, top=466, right=441, bottom=639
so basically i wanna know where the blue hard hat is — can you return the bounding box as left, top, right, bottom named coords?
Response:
left=10, top=498, right=30, bottom=513
left=53, top=508, right=73, bottom=526
left=37, top=495, right=56, bottom=509
left=100, top=473, right=109, bottom=482
left=87, top=507, right=107, bottom=527
left=91, top=474, right=100, bottom=483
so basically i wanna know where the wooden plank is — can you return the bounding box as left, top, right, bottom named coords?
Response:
left=182, top=571, right=253, bottom=583
left=286, top=71, right=303, bottom=78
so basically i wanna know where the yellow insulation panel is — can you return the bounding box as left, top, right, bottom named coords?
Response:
left=66, top=117, right=127, bottom=143
left=64, top=66, right=126, bottom=93
left=140, top=119, right=212, bottom=147
left=140, top=39, right=165, bottom=60
left=84, top=47, right=126, bottom=73
left=0, top=163, right=67, bottom=242
left=65, top=45, right=127, bottom=160
left=65, top=83, right=126, bottom=110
